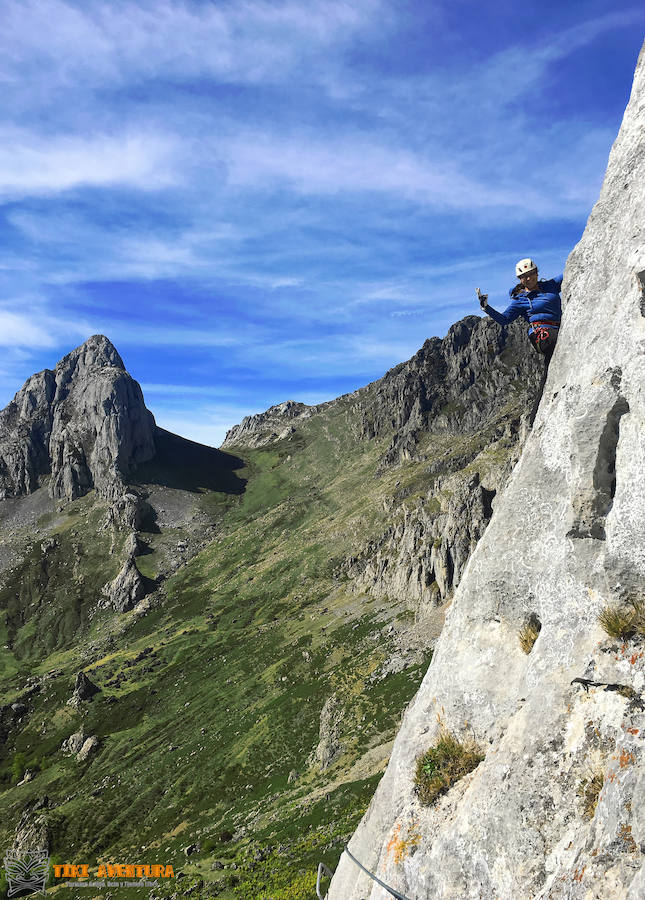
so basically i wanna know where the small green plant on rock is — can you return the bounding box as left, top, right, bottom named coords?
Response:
left=414, top=730, right=484, bottom=806
left=519, top=617, right=541, bottom=654
left=598, top=599, right=645, bottom=640
left=578, top=770, right=604, bottom=820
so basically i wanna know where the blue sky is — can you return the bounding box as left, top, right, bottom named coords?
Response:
left=0, top=1, right=643, bottom=446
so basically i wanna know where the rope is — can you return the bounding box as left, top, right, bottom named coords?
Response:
left=316, top=846, right=415, bottom=900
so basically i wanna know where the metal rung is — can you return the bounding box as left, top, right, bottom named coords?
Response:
left=316, top=861, right=333, bottom=899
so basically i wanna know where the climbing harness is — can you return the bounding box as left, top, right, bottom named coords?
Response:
left=316, top=845, right=414, bottom=900
left=529, top=319, right=560, bottom=349
left=525, top=284, right=559, bottom=352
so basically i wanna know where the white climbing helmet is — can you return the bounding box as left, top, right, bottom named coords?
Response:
left=516, top=257, right=538, bottom=277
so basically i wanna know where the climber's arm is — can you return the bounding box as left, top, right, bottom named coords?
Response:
left=482, top=295, right=525, bottom=326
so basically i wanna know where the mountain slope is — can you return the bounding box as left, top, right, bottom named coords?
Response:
left=0, top=308, right=544, bottom=897
left=329, top=38, right=645, bottom=900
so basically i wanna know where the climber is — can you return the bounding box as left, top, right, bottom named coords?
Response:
left=477, top=259, right=562, bottom=369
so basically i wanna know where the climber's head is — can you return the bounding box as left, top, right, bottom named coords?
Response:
left=516, top=257, right=538, bottom=291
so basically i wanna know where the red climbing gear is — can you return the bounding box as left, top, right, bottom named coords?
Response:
left=530, top=320, right=560, bottom=347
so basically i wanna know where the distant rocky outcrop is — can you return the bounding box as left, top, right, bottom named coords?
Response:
left=313, top=694, right=345, bottom=771
left=222, top=400, right=311, bottom=448
left=67, top=672, right=100, bottom=706
left=347, top=469, right=502, bottom=606
left=61, top=728, right=87, bottom=755
left=102, top=491, right=152, bottom=531
left=0, top=699, right=33, bottom=748
left=63, top=731, right=100, bottom=763
left=13, top=797, right=51, bottom=852
left=329, top=40, right=645, bottom=900
left=223, top=319, right=541, bottom=468
left=102, top=555, right=146, bottom=612
left=346, top=314, right=542, bottom=607
left=0, top=335, right=156, bottom=502
left=223, top=306, right=543, bottom=612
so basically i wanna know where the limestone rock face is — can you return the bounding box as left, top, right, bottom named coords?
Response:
left=0, top=334, right=156, bottom=502
left=13, top=797, right=50, bottom=852
left=339, top=314, right=540, bottom=608
left=223, top=318, right=541, bottom=464
left=102, top=491, right=152, bottom=531
left=102, top=556, right=146, bottom=612
left=313, top=694, right=345, bottom=771
left=76, top=735, right=100, bottom=763
left=222, top=400, right=311, bottom=448
left=347, top=469, right=503, bottom=606
left=61, top=728, right=86, bottom=755
left=329, top=41, right=645, bottom=900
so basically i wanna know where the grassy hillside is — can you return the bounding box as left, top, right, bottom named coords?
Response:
left=0, top=324, right=537, bottom=899
left=0, top=398, right=436, bottom=899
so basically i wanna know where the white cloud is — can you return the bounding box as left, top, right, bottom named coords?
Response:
left=0, top=0, right=383, bottom=95
left=0, top=309, right=90, bottom=348
left=0, top=128, right=179, bottom=199
left=97, top=324, right=244, bottom=348
left=218, top=131, right=526, bottom=212
left=214, top=119, right=618, bottom=218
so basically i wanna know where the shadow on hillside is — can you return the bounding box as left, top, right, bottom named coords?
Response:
left=131, top=427, right=246, bottom=495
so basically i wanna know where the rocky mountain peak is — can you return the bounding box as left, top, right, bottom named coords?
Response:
left=0, top=335, right=155, bottom=502
left=221, top=399, right=312, bottom=448
left=53, top=334, right=125, bottom=384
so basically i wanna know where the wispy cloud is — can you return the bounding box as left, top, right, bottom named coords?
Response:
left=0, top=128, right=180, bottom=199
left=0, top=308, right=91, bottom=349
left=0, top=0, right=383, bottom=96
left=0, top=1, right=641, bottom=436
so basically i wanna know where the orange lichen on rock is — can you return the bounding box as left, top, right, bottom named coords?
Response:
left=618, top=749, right=635, bottom=768
left=618, top=824, right=638, bottom=854
left=385, top=822, right=422, bottom=865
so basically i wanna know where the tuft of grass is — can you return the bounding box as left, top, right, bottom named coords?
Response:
left=630, top=599, right=645, bottom=637
left=578, top=770, right=604, bottom=820
left=519, top=618, right=541, bottom=654
left=414, top=730, right=484, bottom=806
left=598, top=599, right=645, bottom=640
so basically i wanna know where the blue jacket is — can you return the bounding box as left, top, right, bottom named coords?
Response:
left=485, top=275, right=563, bottom=334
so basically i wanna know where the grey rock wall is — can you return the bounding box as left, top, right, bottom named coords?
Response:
left=346, top=468, right=509, bottom=608
left=0, top=335, right=156, bottom=502
left=357, top=315, right=541, bottom=469
left=341, top=316, right=541, bottom=608
left=328, top=40, right=645, bottom=900
left=222, top=400, right=311, bottom=448
left=102, top=555, right=146, bottom=613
